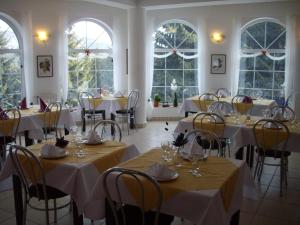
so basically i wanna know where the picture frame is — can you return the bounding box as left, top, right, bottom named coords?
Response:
left=37, top=55, right=53, bottom=77
left=211, top=54, right=226, bottom=74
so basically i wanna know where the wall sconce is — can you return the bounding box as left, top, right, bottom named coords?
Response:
left=35, top=30, right=50, bottom=43
left=210, top=32, right=225, bottom=44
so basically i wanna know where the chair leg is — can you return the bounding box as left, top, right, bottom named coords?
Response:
left=54, top=199, right=57, bottom=224
left=253, top=155, right=260, bottom=180
left=227, top=143, right=231, bottom=158
left=258, top=156, right=265, bottom=182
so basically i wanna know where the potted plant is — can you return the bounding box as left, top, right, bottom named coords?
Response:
left=153, top=94, right=161, bottom=107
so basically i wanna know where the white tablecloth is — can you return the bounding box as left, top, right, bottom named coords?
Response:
left=180, top=96, right=277, bottom=116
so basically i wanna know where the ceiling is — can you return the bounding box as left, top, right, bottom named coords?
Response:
left=67, top=0, right=294, bottom=9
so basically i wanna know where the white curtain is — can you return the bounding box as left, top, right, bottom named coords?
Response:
left=229, top=18, right=242, bottom=96
left=58, top=15, right=68, bottom=101
left=197, top=18, right=206, bottom=93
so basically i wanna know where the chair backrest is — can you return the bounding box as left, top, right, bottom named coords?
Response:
left=184, top=129, right=221, bottom=154
left=215, top=88, right=231, bottom=97
left=78, top=91, right=95, bottom=111
left=0, top=108, right=21, bottom=139
left=93, top=120, right=122, bottom=142
left=9, top=144, right=50, bottom=224
left=198, top=93, right=219, bottom=112
left=231, top=95, right=253, bottom=115
left=208, top=101, right=233, bottom=116
left=253, top=119, right=289, bottom=151
left=270, top=105, right=295, bottom=121
left=192, top=112, right=225, bottom=137
left=43, top=102, right=62, bottom=139
left=102, top=167, right=162, bottom=225
left=127, top=89, right=139, bottom=110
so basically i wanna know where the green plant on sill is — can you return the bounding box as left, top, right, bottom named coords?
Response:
left=154, top=94, right=161, bottom=102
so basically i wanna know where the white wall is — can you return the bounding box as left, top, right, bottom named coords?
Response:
left=0, top=0, right=128, bottom=103
left=147, top=1, right=300, bottom=94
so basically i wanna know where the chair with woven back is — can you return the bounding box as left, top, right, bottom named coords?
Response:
left=8, top=144, right=70, bottom=225
left=103, top=167, right=174, bottom=225
left=78, top=91, right=106, bottom=132
left=253, top=119, right=290, bottom=196
left=192, top=112, right=228, bottom=157
left=93, top=120, right=122, bottom=142
left=215, top=88, right=231, bottom=98
left=198, top=93, right=219, bottom=112
left=231, top=95, right=253, bottom=115
left=43, top=102, right=62, bottom=140
left=0, top=108, right=21, bottom=166
left=270, top=105, right=295, bottom=121
left=115, top=89, right=139, bottom=135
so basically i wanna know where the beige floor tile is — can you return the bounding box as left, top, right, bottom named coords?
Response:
left=0, top=210, right=14, bottom=223
left=241, top=198, right=261, bottom=213
left=252, top=215, right=298, bottom=225
left=265, top=186, right=300, bottom=206
left=270, top=176, right=300, bottom=191
left=0, top=217, right=39, bottom=225
left=240, top=212, right=255, bottom=225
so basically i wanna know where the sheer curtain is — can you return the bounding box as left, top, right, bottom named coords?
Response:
left=229, top=18, right=241, bottom=97
left=197, top=18, right=206, bottom=93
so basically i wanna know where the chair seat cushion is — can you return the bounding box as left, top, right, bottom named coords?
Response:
left=256, top=148, right=291, bottom=158
left=29, top=184, right=68, bottom=199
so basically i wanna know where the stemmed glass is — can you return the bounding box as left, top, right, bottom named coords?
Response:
left=75, top=133, right=85, bottom=158
left=190, top=146, right=204, bottom=177
left=161, top=140, right=172, bottom=163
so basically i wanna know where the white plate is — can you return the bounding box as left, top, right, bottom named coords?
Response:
left=152, top=170, right=179, bottom=182
left=81, top=139, right=104, bottom=145
left=39, top=151, right=69, bottom=159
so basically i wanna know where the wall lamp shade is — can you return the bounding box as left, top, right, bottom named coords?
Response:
left=36, top=30, right=50, bottom=42
left=211, top=32, right=225, bottom=44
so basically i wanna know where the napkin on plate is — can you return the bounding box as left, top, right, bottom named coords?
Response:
left=146, top=163, right=176, bottom=180
left=19, top=97, right=28, bottom=109
left=113, top=91, right=124, bottom=98
left=41, top=144, right=66, bottom=158
left=0, top=107, right=9, bottom=120
left=86, top=130, right=102, bottom=144
left=39, top=97, right=48, bottom=112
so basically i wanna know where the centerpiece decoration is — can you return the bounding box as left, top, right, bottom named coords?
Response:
left=171, top=79, right=178, bottom=107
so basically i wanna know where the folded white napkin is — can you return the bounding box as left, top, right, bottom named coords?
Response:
left=146, top=163, right=175, bottom=180
left=113, top=91, right=123, bottom=98
left=86, top=130, right=102, bottom=144
left=41, top=144, right=66, bottom=157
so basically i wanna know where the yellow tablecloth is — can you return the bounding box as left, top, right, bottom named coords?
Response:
left=191, top=96, right=214, bottom=112
left=119, top=149, right=238, bottom=211
left=88, top=98, right=104, bottom=109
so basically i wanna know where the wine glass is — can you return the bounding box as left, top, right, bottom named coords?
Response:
left=190, top=146, right=204, bottom=177
left=161, top=140, right=172, bottom=163
left=75, top=133, right=85, bottom=158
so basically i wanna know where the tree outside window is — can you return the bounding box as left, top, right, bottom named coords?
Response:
left=152, top=21, right=198, bottom=104
left=67, top=19, right=113, bottom=102
left=238, top=19, right=286, bottom=103
left=0, top=18, right=22, bottom=107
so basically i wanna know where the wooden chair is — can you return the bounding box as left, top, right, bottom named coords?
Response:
left=270, top=105, right=295, bottom=121
left=253, top=119, right=290, bottom=196
left=231, top=95, right=253, bottom=115
left=43, top=102, right=62, bottom=140
left=78, top=91, right=106, bottom=132
left=9, top=144, right=70, bottom=224
left=103, top=167, right=174, bottom=225
left=198, top=93, right=219, bottom=112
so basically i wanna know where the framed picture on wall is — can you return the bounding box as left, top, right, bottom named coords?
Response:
left=37, top=55, right=53, bottom=77
left=211, top=54, right=226, bottom=74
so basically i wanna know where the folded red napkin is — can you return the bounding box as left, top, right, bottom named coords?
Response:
left=19, top=97, right=28, bottom=109
left=39, top=97, right=48, bottom=112
left=0, top=107, right=9, bottom=120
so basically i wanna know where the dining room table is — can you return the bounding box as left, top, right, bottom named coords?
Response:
left=84, top=148, right=254, bottom=225
left=0, top=137, right=140, bottom=225
left=174, top=114, right=300, bottom=167
left=180, top=96, right=277, bottom=117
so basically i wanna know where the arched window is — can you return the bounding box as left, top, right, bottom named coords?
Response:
left=238, top=18, right=286, bottom=101
left=152, top=21, right=198, bottom=103
left=67, top=19, right=113, bottom=99
left=0, top=17, right=23, bottom=107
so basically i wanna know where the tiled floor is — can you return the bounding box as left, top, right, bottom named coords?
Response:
left=1, top=121, right=300, bottom=225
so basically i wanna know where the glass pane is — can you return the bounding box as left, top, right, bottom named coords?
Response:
left=68, top=71, right=77, bottom=89
left=184, top=54, right=197, bottom=69
left=154, top=35, right=172, bottom=49
left=274, top=72, right=285, bottom=89
left=240, top=57, right=254, bottom=70
left=261, top=90, right=272, bottom=99
left=151, top=87, right=165, bottom=102
left=176, top=23, right=196, bottom=49
left=0, top=53, right=21, bottom=74
left=153, top=70, right=165, bottom=86
left=254, top=72, right=273, bottom=89
left=274, top=54, right=285, bottom=71
left=184, top=70, right=197, bottom=86
left=255, top=55, right=273, bottom=71
left=87, top=22, right=112, bottom=49
left=95, top=56, right=113, bottom=70
left=97, top=71, right=113, bottom=91
left=166, top=70, right=183, bottom=86
left=183, top=87, right=199, bottom=99
left=241, top=32, right=261, bottom=49
left=0, top=19, right=19, bottom=49
left=239, top=71, right=253, bottom=88
left=238, top=88, right=253, bottom=97
left=154, top=57, right=165, bottom=69
left=166, top=54, right=183, bottom=69
left=246, top=22, right=265, bottom=48
left=68, top=22, right=86, bottom=49
left=268, top=34, right=286, bottom=50
left=87, top=72, right=96, bottom=89
left=1, top=74, right=21, bottom=97
left=266, top=22, right=285, bottom=48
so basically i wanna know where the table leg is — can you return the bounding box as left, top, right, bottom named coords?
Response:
left=13, top=175, right=23, bottom=225
left=110, top=113, right=116, bottom=135
left=230, top=210, right=240, bottom=225
left=72, top=200, right=83, bottom=225
left=185, top=111, right=189, bottom=117
left=24, top=130, right=33, bottom=146
left=246, top=145, right=254, bottom=168
left=81, top=108, right=86, bottom=133
left=64, top=126, right=69, bottom=136
left=235, top=147, right=244, bottom=160
left=130, top=109, right=134, bottom=129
